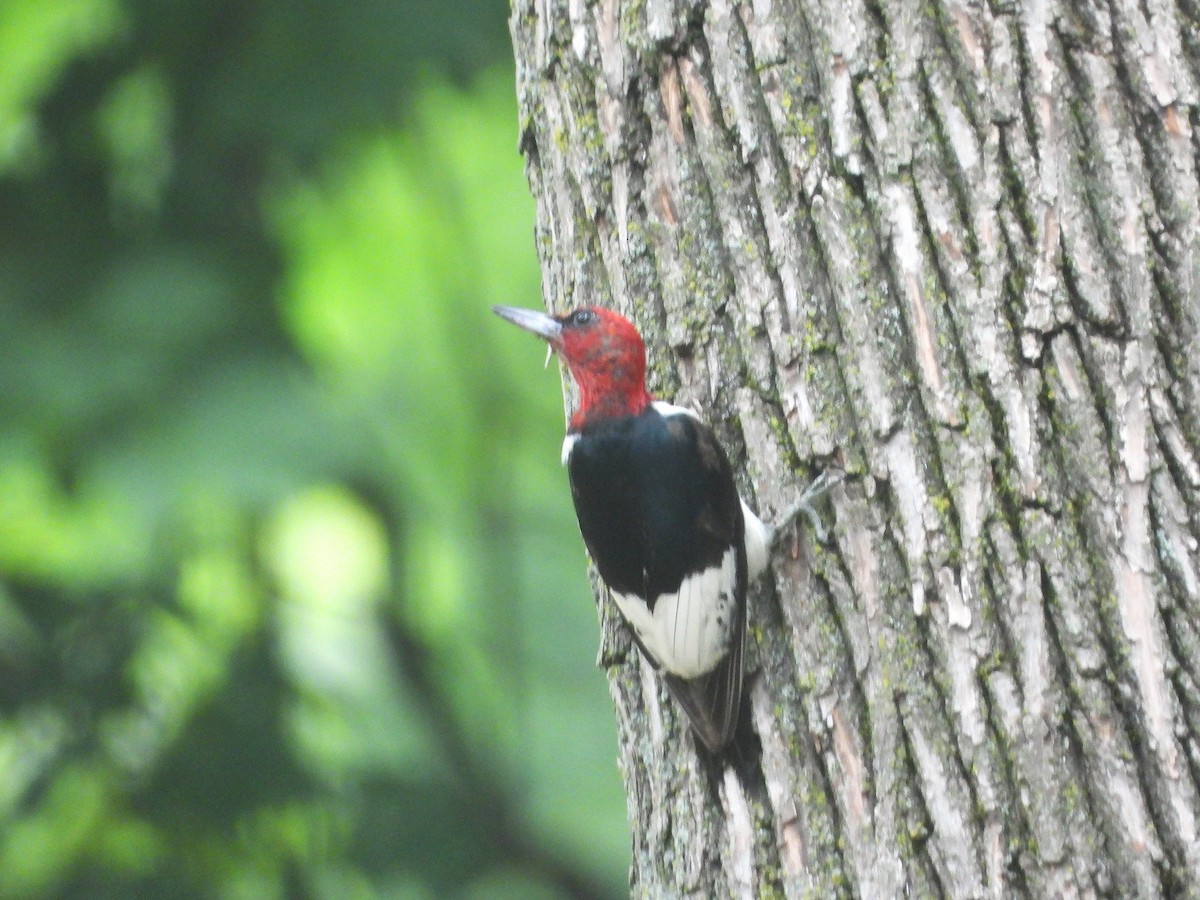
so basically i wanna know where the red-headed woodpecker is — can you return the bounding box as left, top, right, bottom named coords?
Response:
left=495, top=304, right=837, bottom=753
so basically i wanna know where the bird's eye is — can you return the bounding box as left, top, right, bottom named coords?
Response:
left=569, top=309, right=596, bottom=327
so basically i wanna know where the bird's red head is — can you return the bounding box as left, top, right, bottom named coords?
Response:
left=493, top=305, right=653, bottom=427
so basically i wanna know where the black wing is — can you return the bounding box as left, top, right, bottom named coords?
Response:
left=566, top=406, right=748, bottom=752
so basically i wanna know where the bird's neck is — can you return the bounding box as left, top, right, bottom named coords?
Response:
left=568, top=373, right=653, bottom=431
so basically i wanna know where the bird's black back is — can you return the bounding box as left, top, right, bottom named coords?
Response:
left=566, top=406, right=744, bottom=609
left=567, top=404, right=752, bottom=754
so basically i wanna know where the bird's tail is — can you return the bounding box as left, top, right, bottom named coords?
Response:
left=662, top=596, right=746, bottom=754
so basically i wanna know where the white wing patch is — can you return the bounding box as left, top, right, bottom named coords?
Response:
left=611, top=546, right=739, bottom=679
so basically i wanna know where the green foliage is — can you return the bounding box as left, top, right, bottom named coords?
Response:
left=0, top=1, right=626, bottom=897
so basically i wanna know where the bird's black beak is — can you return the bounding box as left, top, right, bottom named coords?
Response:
left=493, top=305, right=563, bottom=367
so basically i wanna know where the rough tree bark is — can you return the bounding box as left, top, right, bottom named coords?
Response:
left=509, top=0, right=1200, bottom=895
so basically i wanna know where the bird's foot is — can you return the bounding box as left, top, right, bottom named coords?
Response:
left=768, top=468, right=844, bottom=550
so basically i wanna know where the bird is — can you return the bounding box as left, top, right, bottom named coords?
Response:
left=494, top=304, right=837, bottom=753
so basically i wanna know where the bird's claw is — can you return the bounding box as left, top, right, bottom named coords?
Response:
left=769, top=468, right=844, bottom=551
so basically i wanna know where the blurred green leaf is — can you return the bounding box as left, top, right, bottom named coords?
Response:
left=96, top=65, right=172, bottom=218
left=0, top=3, right=626, bottom=897
left=0, top=0, right=124, bottom=171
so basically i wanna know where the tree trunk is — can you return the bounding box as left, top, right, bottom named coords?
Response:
left=509, top=0, right=1200, bottom=895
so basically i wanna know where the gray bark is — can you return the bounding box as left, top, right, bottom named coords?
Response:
left=509, top=0, right=1200, bottom=896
